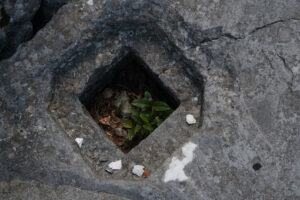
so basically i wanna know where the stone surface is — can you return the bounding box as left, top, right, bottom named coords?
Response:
left=0, top=179, right=130, bottom=200
left=0, top=0, right=299, bottom=199
left=0, top=0, right=68, bottom=60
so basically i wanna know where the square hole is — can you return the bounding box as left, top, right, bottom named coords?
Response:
left=79, top=51, right=180, bottom=153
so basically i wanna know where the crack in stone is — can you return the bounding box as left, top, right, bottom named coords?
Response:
left=193, top=16, right=299, bottom=45
left=249, top=17, right=298, bottom=35
left=222, top=33, right=242, bottom=40
left=250, top=20, right=285, bottom=34
left=198, top=30, right=242, bottom=44
left=277, top=54, right=294, bottom=91
left=262, top=50, right=275, bottom=70
left=201, top=17, right=300, bottom=43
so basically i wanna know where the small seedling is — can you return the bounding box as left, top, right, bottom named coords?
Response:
left=121, top=91, right=173, bottom=141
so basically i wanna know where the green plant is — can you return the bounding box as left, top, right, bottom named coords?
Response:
left=120, top=91, right=173, bottom=140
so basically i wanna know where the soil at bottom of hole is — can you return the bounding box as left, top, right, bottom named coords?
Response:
left=89, top=88, right=146, bottom=153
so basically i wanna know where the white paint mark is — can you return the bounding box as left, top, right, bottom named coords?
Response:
left=87, top=0, right=93, bottom=6
left=75, top=138, right=83, bottom=148
left=164, top=142, right=197, bottom=182
left=108, top=160, right=122, bottom=170
left=186, top=114, right=196, bottom=125
left=132, top=165, right=145, bottom=177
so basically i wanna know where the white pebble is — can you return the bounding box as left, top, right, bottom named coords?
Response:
left=87, top=0, right=93, bottom=6
left=108, top=160, right=122, bottom=170
left=75, top=138, right=83, bottom=148
left=132, top=165, right=145, bottom=177
left=186, top=114, right=196, bottom=125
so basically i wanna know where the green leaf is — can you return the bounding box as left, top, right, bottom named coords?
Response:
left=150, top=120, right=157, bottom=126
left=143, top=124, right=154, bottom=132
left=129, top=107, right=139, bottom=116
left=162, top=109, right=173, bottom=119
left=116, top=101, right=124, bottom=116
left=130, top=107, right=141, bottom=123
left=127, top=129, right=135, bottom=141
left=156, top=118, right=163, bottom=126
left=140, top=111, right=152, bottom=123
left=131, top=99, right=151, bottom=109
left=131, top=114, right=140, bottom=123
left=141, top=128, right=150, bottom=135
left=134, top=124, right=142, bottom=134
left=144, top=91, right=152, bottom=101
left=152, top=101, right=172, bottom=111
left=120, top=119, right=133, bottom=128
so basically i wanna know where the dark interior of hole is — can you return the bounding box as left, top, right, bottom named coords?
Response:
left=252, top=163, right=262, bottom=171
left=79, top=52, right=180, bottom=152
left=0, top=2, right=65, bottom=61
left=30, top=2, right=65, bottom=39
left=80, top=52, right=180, bottom=111
left=0, top=7, right=10, bottom=28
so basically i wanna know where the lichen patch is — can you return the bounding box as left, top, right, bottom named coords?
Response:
left=164, top=142, right=197, bottom=182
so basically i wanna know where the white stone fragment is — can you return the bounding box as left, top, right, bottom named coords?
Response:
left=132, top=165, right=145, bottom=177
left=87, top=0, right=93, bottom=6
left=186, top=114, right=196, bottom=125
left=75, top=137, right=83, bottom=148
left=164, top=142, right=197, bottom=182
left=108, top=160, right=122, bottom=170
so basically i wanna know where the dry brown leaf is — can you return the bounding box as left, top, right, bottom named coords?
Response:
left=142, top=170, right=151, bottom=178
left=127, top=91, right=139, bottom=99
left=111, top=123, right=118, bottom=128
left=114, top=139, right=125, bottom=146
left=105, top=131, right=112, bottom=136
left=99, top=116, right=111, bottom=125
left=111, top=109, right=116, bottom=117
left=112, top=118, right=120, bottom=124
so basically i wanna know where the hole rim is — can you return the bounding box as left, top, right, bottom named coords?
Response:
left=79, top=50, right=181, bottom=153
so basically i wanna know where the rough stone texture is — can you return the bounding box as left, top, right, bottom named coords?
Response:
left=0, top=0, right=69, bottom=60
left=0, top=0, right=299, bottom=199
left=0, top=179, right=130, bottom=200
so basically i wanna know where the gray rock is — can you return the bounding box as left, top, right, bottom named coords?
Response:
left=0, top=0, right=299, bottom=200
left=102, top=88, right=114, bottom=99
left=113, top=91, right=132, bottom=117
left=3, top=0, right=40, bottom=22
left=0, top=0, right=69, bottom=61
left=114, top=128, right=127, bottom=138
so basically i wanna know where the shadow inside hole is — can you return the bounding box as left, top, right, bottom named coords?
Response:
left=252, top=163, right=262, bottom=171
left=79, top=51, right=180, bottom=152
left=80, top=51, right=180, bottom=111
left=30, top=1, right=66, bottom=39
left=0, top=7, right=10, bottom=28
left=0, top=2, right=66, bottom=61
